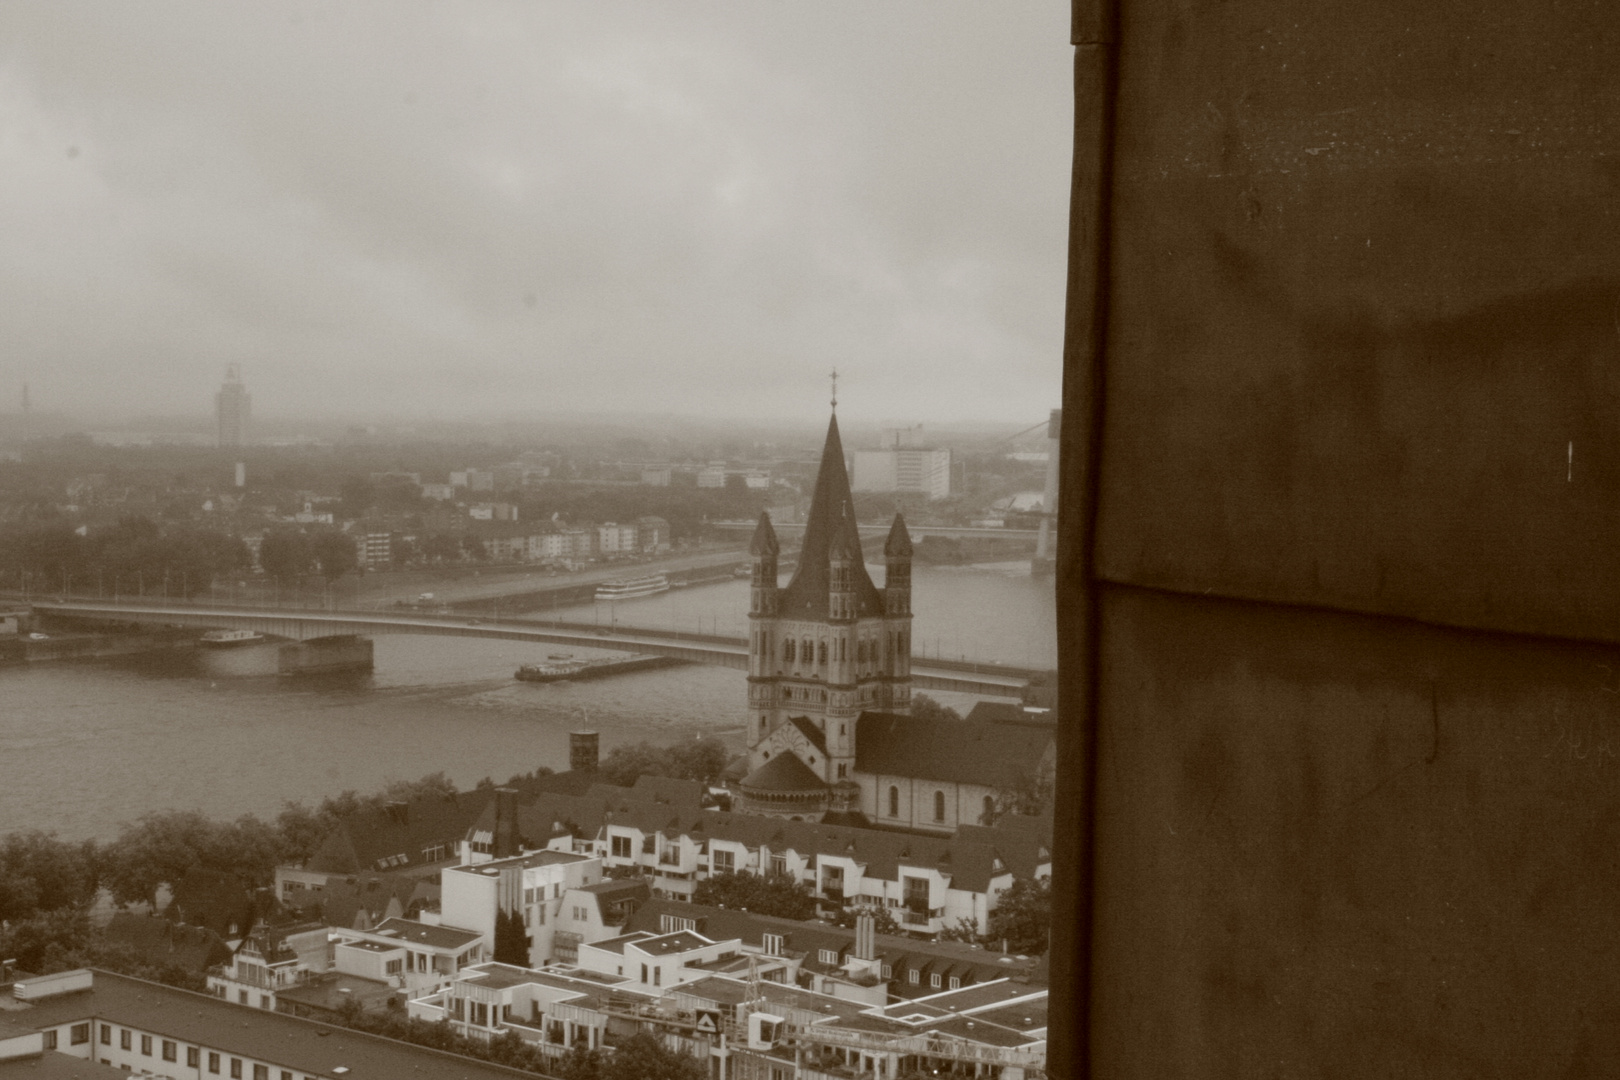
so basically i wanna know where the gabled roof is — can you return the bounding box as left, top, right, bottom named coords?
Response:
left=778, top=414, right=887, bottom=620
left=788, top=715, right=829, bottom=754
left=856, top=711, right=1053, bottom=789
left=739, top=752, right=830, bottom=794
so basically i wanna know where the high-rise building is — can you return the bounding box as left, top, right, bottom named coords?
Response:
left=852, top=440, right=953, bottom=500
left=215, top=365, right=251, bottom=448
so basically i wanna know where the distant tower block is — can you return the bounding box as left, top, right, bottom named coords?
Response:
left=1034, top=408, right=1061, bottom=574
left=215, top=364, right=252, bottom=448
left=570, top=730, right=600, bottom=772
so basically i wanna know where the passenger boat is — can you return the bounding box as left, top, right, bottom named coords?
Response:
left=593, top=574, right=670, bottom=602
left=199, top=629, right=265, bottom=647
left=515, top=660, right=588, bottom=682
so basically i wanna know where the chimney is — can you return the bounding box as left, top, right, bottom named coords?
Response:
left=855, top=912, right=875, bottom=961
left=493, top=787, right=519, bottom=858
left=570, top=730, right=600, bottom=773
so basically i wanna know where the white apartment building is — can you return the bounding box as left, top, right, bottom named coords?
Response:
left=441, top=849, right=603, bottom=968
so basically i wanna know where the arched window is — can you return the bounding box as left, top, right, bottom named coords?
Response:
left=784, top=639, right=795, bottom=662
left=933, top=790, right=946, bottom=822
left=857, top=639, right=866, bottom=663
left=760, top=716, right=768, bottom=734
left=888, top=786, right=899, bottom=817
left=818, top=641, right=827, bottom=665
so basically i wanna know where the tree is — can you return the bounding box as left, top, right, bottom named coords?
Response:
left=991, top=757, right=1056, bottom=822
left=259, top=527, right=313, bottom=583
left=493, top=907, right=531, bottom=966
left=0, top=831, right=99, bottom=921
left=693, top=871, right=816, bottom=921
left=311, top=528, right=358, bottom=582
left=984, top=876, right=1051, bottom=955
left=910, top=694, right=962, bottom=723
left=831, top=902, right=901, bottom=936
left=601, top=1032, right=707, bottom=1080
left=598, top=738, right=730, bottom=787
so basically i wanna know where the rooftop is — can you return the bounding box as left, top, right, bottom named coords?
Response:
left=628, top=931, right=714, bottom=956
left=6, top=970, right=543, bottom=1080
left=447, top=849, right=589, bottom=876
left=368, top=918, right=482, bottom=950
left=0, top=1051, right=131, bottom=1078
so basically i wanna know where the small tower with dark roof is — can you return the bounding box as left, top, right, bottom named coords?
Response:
left=883, top=511, right=914, bottom=713
left=746, top=511, right=781, bottom=732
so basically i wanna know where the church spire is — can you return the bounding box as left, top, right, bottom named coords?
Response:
left=777, top=411, right=884, bottom=620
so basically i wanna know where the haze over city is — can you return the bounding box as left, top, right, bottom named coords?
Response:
left=0, top=2, right=1071, bottom=426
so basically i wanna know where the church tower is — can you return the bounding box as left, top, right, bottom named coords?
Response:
left=737, top=409, right=914, bottom=820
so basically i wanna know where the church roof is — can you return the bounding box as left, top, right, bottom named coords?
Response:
left=739, top=752, right=830, bottom=794
left=884, top=512, right=913, bottom=558
left=787, top=715, right=828, bottom=754
left=778, top=413, right=886, bottom=620
left=749, top=510, right=780, bottom=556
left=855, top=711, right=1054, bottom=789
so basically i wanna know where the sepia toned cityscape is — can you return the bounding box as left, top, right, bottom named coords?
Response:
left=0, top=6, right=1068, bottom=1080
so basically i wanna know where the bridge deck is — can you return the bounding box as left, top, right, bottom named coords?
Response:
left=28, top=601, right=1036, bottom=698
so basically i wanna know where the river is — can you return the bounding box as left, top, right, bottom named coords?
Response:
left=0, top=562, right=1055, bottom=841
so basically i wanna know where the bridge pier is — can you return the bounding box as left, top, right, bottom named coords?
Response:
left=278, top=635, right=373, bottom=675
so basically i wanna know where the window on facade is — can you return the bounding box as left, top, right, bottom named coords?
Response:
left=933, top=790, right=946, bottom=822
left=188, top=1047, right=200, bottom=1067
left=386, top=959, right=403, bottom=974
left=908, top=969, right=919, bottom=984
left=930, top=973, right=942, bottom=988
left=163, top=1040, right=177, bottom=1061
left=770, top=854, right=787, bottom=876
left=42, top=1032, right=56, bottom=1050
left=209, top=1051, right=221, bottom=1073
left=253, top=1065, right=269, bottom=1080
left=888, top=786, right=899, bottom=817
left=653, top=966, right=661, bottom=986
left=839, top=723, right=846, bottom=736
left=70, top=1024, right=89, bottom=1046
left=784, top=639, right=795, bottom=662
left=818, top=641, right=827, bottom=664
left=837, top=763, right=847, bottom=779
left=141, top=1034, right=152, bottom=1055
left=949, top=977, right=961, bottom=990
left=713, top=848, right=735, bottom=873
left=238, top=989, right=248, bottom=1004
left=121, top=1029, right=131, bottom=1050
left=819, top=949, right=839, bottom=964
left=100, top=1025, right=110, bottom=1045
left=882, top=964, right=892, bottom=979
left=760, top=716, right=768, bottom=734
left=763, top=933, right=784, bottom=956
left=231, top=1058, right=243, bottom=1078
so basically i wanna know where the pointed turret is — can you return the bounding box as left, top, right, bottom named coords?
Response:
left=750, top=510, right=780, bottom=557
left=884, top=512, right=912, bottom=558
left=749, top=511, right=780, bottom=618
left=779, top=413, right=884, bottom=620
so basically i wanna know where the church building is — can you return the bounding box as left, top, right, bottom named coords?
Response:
left=736, top=409, right=1054, bottom=832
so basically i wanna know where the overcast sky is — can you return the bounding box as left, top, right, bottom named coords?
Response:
left=0, top=3, right=1071, bottom=427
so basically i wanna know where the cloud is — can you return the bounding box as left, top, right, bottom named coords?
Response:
left=0, top=1, right=1071, bottom=424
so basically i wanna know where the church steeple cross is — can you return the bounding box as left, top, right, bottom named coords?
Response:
left=830, top=368, right=837, bottom=412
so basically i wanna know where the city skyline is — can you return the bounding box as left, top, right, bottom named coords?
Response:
left=0, top=3, right=1071, bottom=425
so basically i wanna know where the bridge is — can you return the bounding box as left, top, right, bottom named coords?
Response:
left=27, top=600, right=1038, bottom=698
left=709, top=521, right=1039, bottom=541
